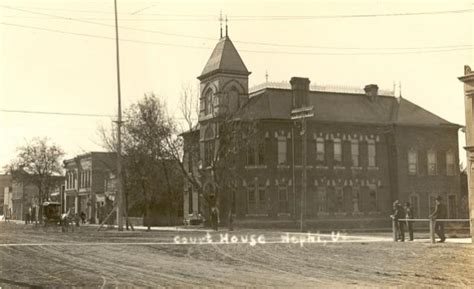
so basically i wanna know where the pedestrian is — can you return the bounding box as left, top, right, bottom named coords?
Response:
left=211, top=206, right=219, bottom=231
left=404, top=202, right=414, bottom=241
left=391, top=200, right=405, bottom=242
left=25, top=211, right=30, bottom=225
left=228, top=210, right=234, bottom=231
left=430, top=196, right=447, bottom=243
left=80, top=211, right=86, bottom=224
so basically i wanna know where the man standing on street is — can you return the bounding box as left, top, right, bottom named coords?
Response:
left=404, top=202, right=414, bottom=241
left=391, top=200, right=405, bottom=242
left=430, top=196, right=447, bottom=243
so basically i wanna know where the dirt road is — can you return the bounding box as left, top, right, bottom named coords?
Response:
left=0, top=223, right=472, bottom=288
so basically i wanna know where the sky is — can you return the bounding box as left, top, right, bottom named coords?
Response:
left=0, top=0, right=473, bottom=171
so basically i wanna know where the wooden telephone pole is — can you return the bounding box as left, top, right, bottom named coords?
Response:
left=114, top=0, right=124, bottom=231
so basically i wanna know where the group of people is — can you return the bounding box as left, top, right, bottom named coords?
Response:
left=391, top=196, right=447, bottom=243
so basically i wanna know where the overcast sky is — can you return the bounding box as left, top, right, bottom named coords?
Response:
left=0, top=0, right=472, bottom=170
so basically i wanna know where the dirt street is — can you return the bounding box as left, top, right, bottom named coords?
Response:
left=0, top=223, right=472, bottom=288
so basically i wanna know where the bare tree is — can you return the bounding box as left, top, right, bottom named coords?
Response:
left=179, top=82, right=199, bottom=131
left=5, top=137, right=64, bottom=223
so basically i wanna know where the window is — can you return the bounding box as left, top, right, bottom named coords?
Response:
left=427, top=150, right=437, bottom=175
left=316, top=138, right=325, bottom=162
left=408, top=150, right=418, bottom=175
left=279, top=186, right=289, bottom=213
left=351, top=141, right=359, bottom=167
left=335, top=187, right=344, bottom=213
left=277, top=137, right=287, bottom=165
left=204, top=141, right=214, bottom=167
left=279, top=186, right=288, bottom=201
left=317, top=186, right=328, bottom=213
left=248, top=187, right=256, bottom=203
left=247, top=143, right=256, bottom=166
left=368, top=184, right=377, bottom=212
left=204, top=89, right=213, bottom=115
left=247, top=141, right=265, bottom=166
left=334, top=139, right=342, bottom=162
left=247, top=183, right=267, bottom=214
left=446, top=151, right=455, bottom=176
left=368, top=141, right=376, bottom=167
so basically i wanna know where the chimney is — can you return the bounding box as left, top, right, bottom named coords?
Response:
left=364, top=84, right=379, bottom=101
left=290, top=77, right=310, bottom=109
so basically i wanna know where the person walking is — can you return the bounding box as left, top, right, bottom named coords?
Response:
left=430, top=196, right=447, bottom=243
left=404, top=202, right=414, bottom=241
left=391, top=200, right=405, bottom=242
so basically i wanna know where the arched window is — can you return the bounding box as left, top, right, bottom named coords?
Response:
left=205, top=89, right=213, bottom=115
left=203, top=126, right=215, bottom=167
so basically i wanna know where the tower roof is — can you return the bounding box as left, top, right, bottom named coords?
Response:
left=198, top=36, right=250, bottom=80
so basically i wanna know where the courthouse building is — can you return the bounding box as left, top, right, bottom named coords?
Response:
left=182, top=31, right=462, bottom=228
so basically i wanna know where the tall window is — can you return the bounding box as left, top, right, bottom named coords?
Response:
left=408, top=150, right=418, bottom=175
left=247, top=143, right=256, bottom=165
left=368, top=184, right=377, bottom=212
left=368, top=141, right=376, bottom=167
left=277, top=137, right=287, bottom=165
left=351, top=140, right=359, bottom=167
left=278, top=185, right=288, bottom=213
left=335, top=187, right=344, bottom=213
left=204, top=141, right=214, bottom=167
left=247, top=141, right=265, bottom=166
left=205, top=89, right=213, bottom=115
left=446, top=151, right=455, bottom=176
left=427, top=150, right=437, bottom=175
left=317, top=186, right=328, bottom=213
left=334, top=139, right=342, bottom=162
left=316, top=137, right=325, bottom=162
left=247, top=183, right=266, bottom=214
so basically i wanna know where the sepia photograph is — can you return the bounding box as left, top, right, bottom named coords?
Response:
left=0, top=0, right=473, bottom=287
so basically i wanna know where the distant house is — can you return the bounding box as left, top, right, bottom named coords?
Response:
left=0, top=174, right=12, bottom=216
left=63, top=152, right=116, bottom=224
left=182, top=32, right=462, bottom=229
left=4, top=174, right=63, bottom=221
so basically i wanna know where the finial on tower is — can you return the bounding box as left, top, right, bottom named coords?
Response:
left=265, top=70, right=269, bottom=82
left=399, top=81, right=402, bottom=97
left=225, top=15, right=228, bottom=37
left=219, top=10, right=223, bottom=38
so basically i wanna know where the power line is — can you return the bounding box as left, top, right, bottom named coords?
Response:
left=2, top=5, right=473, bottom=19
left=0, top=109, right=114, bottom=118
left=2, top=21, right=473, bottom=55
left=2, top=5, right=473, bottom=51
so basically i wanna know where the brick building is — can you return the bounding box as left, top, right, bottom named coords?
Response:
left=182, top=34, right=461, bottom=229
left=63, top=152, right=116, bottom=224
left=0, top=174, right=12, bottom=216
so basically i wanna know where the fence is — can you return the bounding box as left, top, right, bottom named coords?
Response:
left=391, top=218, right=470, bottom=243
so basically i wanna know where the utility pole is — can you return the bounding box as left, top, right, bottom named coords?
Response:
left=301, top=117, right=308, bottom=232
left=290, top=78, right=313, bottom=232
left=114, top=0, right=124, bottom=231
